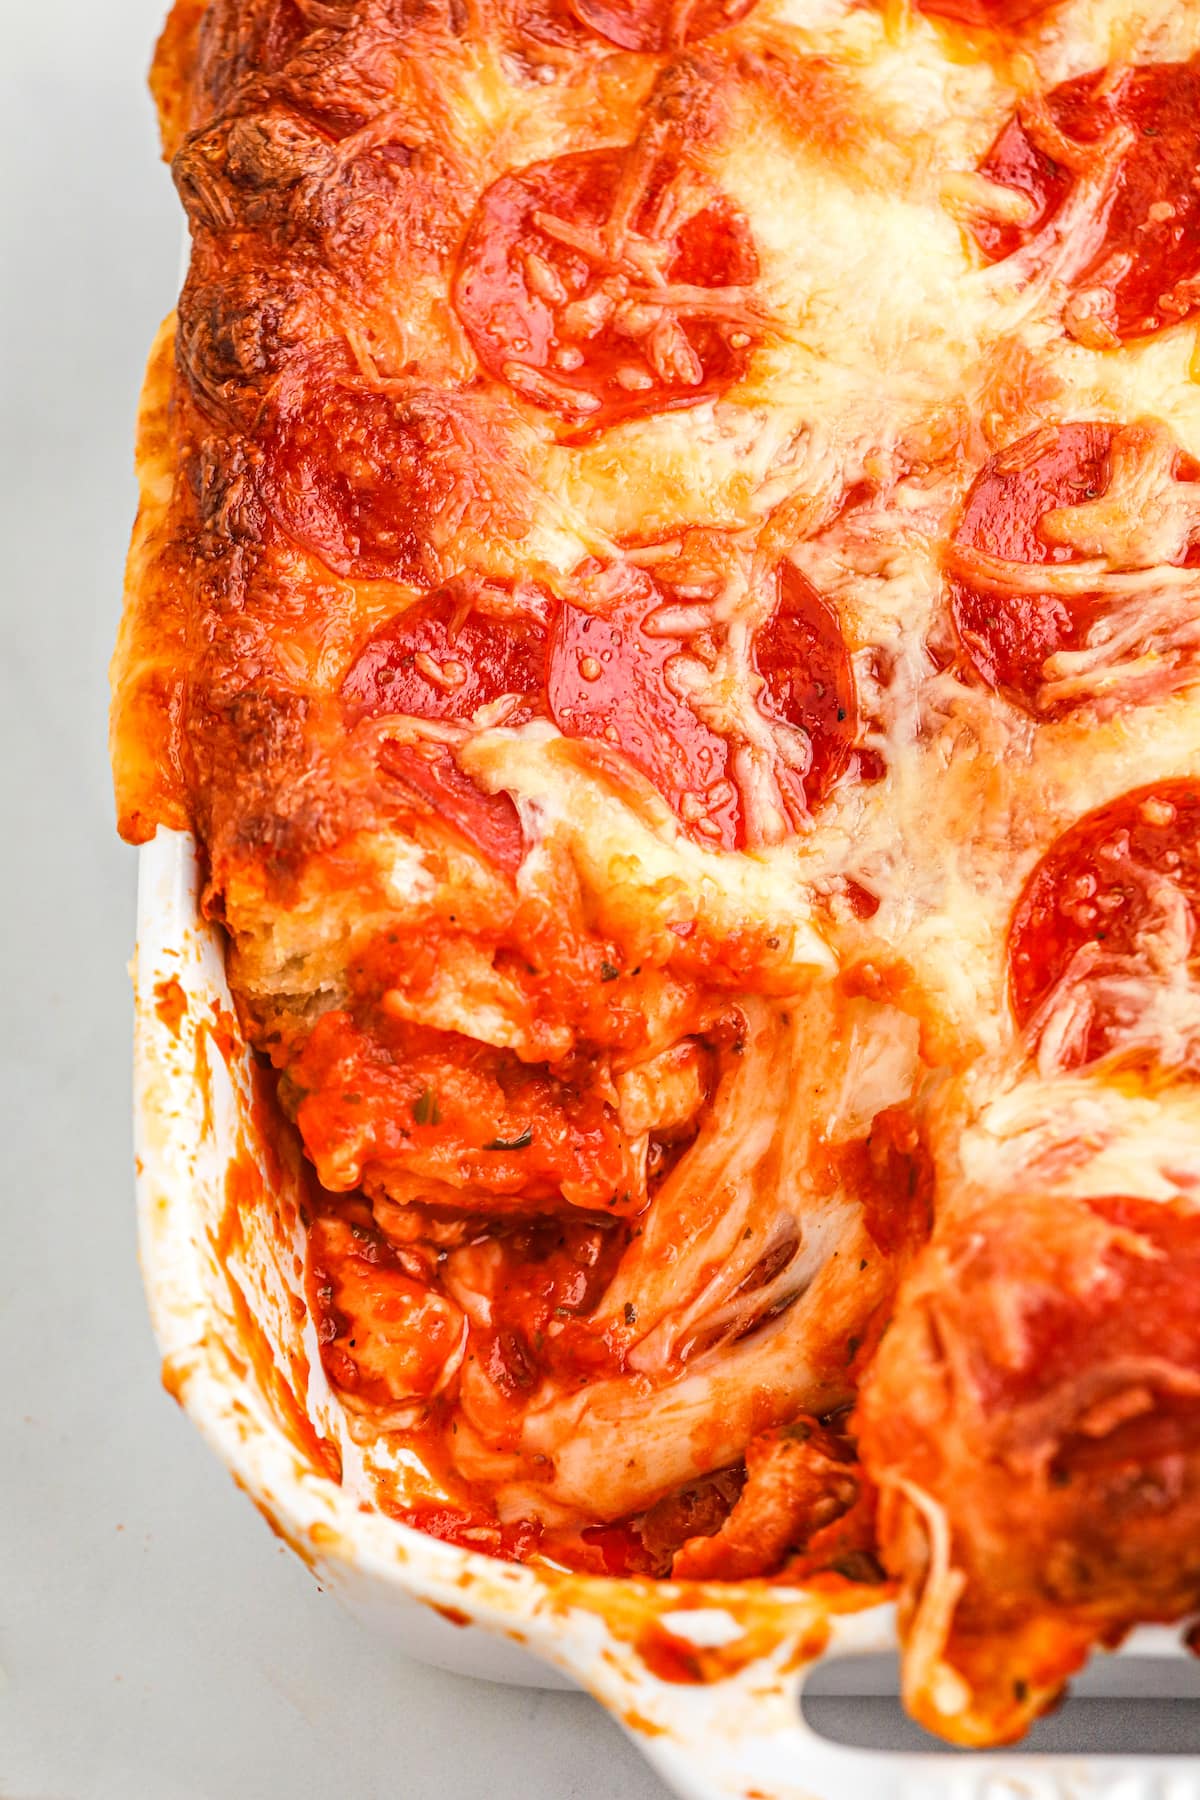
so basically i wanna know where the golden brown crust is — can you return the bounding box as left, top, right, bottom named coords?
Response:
left=111, top=321, right=191, bottom=842
left=149, top=0, right=209, bottom=161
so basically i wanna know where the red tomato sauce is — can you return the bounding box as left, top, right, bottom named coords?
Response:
left=287, top=1010, right=644, bottom=1212
left=308, top=1208, right=466, bottom=1409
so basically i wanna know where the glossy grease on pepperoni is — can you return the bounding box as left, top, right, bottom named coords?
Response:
left=453, top=147, right=759, bottom=430
left=973, top=58, right=1200, bottom=343
left=754, top=567, right=858, bottom=812
left=548, top=564, right=856, bottom=849
left=260, top=379, right=443, bottom=583
left=340, top=591, right=545, bottom=875
left=1008, top=781, right=1200, bottom=1070
left=342, top=591, right=549, bottom=725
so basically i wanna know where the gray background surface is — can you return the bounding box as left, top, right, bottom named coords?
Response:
left=1, top=4, right=1196, bottom=1797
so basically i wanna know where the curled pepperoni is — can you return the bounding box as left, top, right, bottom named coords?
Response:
left=547, top=563, right=857, bottom=849
left=453, top=147, right=759, bottom=430
left=1008, top=780, right=1200, bottom=1071
left=949, top=423, right=1200, bottom=716
left=342, top=591, right=549, bottom=725
left=973, top=58, right=1200, bottom=344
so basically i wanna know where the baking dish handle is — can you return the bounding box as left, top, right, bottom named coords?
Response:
left=626, top=1679, right=1197, bottom=1800
left=603, top=1620, right=1197, bottom=1800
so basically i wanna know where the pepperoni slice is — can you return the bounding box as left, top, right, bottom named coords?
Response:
left=754, top=567, right=858, bottom=810
left=549, top=577, right=740, bottom=844
left=950, top=423, right=1111, bottom=712
left=341, top=591, right=545, bottom=875
left=260, top=378, right=443, bottom=583
left=547, top=563, right=857, bottom=849
left=375, top=740, right=527, bottom=877
left=949, top=423, right=1200, bottom=715
left=342, top=591, right=549, bottom=725
left=973, top=59, right=1200, bottom=344
left=453, top=147, right=759, bottom=430
left=1008, top=780, right=1200, bottom=1071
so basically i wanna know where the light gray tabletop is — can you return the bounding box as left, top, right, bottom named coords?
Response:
left=1, top=5, right=1194, bottom=1796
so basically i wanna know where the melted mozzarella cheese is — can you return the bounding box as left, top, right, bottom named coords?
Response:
left=958, top=1072, right=1200, bottom=1205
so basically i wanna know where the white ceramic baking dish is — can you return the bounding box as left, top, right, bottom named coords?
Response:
left=133, top=823, right=1198, bottom=1799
